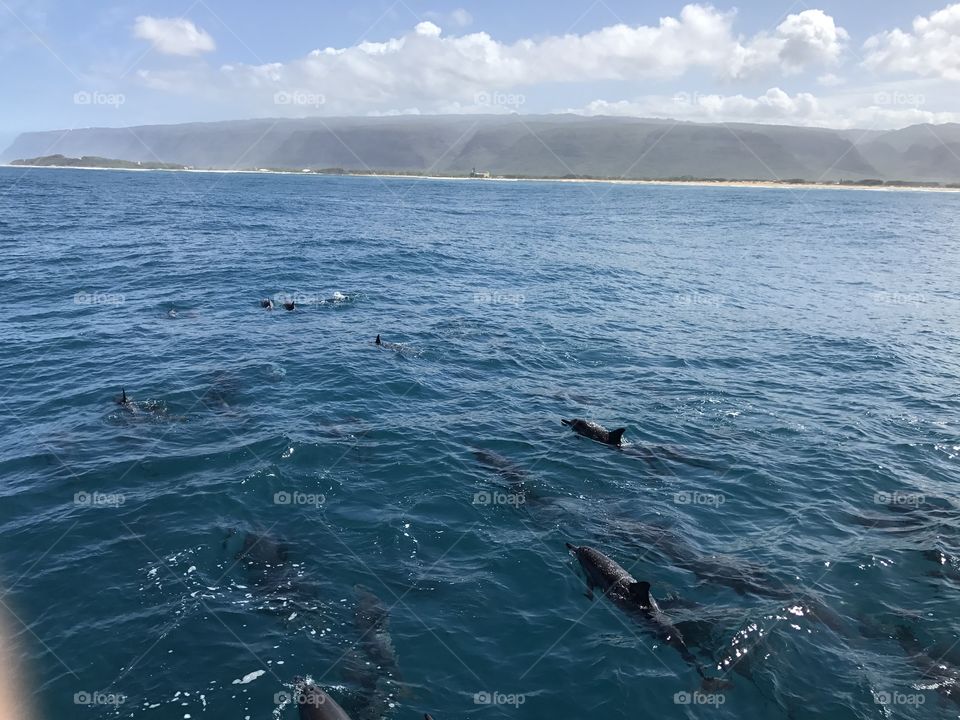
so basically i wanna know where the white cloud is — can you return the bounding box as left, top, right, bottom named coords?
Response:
left=414, top=21, right=443, bottom=37
left=123, top=4, right=960, bottom=130
left=864, top=3, right=960, bottom=80
left=424, top=8, right=474, bottom=28
left=722, top=9, right=849, bottom=78
left=571, top=88, right=960, bottom=130
left=772, top=10, right=848, bottom=72
left=451, top=8, right=473, bottom=28
left=197, top=4, right=848, bottom=116
left=579, top=89, right=821, bottom=124
left=366, top=107, right=423, bottom=116
left=133, top=16, right=216, bottom=56
left=137, top=68, right=208, bottom=93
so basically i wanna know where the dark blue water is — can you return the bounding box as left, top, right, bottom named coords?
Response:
left=1, top=167, right=959, bottom=720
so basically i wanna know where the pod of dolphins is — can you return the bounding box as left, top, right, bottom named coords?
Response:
left=112, top=302, right=959, bottom=718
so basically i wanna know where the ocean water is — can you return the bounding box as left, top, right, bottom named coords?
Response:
left=1, top=166, right=959, bottom=720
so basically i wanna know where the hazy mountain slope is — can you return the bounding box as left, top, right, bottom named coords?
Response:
left=856, top=124, right=960, bottom=182
left=442, top=121, right=857, bottom=179
left=862, top=123, right=960, bottom=152
left=4, top=115, right=958, bottom=182
left=728, top=124, right=879, bottom=180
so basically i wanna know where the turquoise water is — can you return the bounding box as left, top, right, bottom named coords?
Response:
left=1, top=167, right=959, bottom=719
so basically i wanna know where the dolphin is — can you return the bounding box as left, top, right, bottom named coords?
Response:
left=561, top=419, right=626, bottom=447
left=348, top=585, right=405, bottom=714
left=283, top=300, right=296, bottom=311
left=473, top=449, right=528, bottom=482
left=112, top=388, right=173, bottom=419
left=895, top=625, right=960, bottom=707
left=921, top=549, right=960, bottom=584
left=375, top=335, right=405, bottom=352
left=607, top=519, right=853, bottom=638
left=354, top=584, right=398, bottom=671
left=223, top=529, right=326, bottom=621
left=234, top=530, right=290, bottom=585
left=472, top=448, right=533, bottom=498
left=261, top=298, right=274, bottom=310
left=565, top=542, right=728, bottom=689
left=294, top=682, right=353, bottom=720
left=608, top=520, right=796, bottom=600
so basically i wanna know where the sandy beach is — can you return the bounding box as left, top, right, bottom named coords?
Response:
left=5, top=162, right=959, bottom=194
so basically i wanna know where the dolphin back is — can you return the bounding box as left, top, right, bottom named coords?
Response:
left=295, top=684, right=353, bottom=720
left=562, top=418, right=625, bottom=445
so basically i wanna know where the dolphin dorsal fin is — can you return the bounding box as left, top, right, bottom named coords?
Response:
left=121, top=388, right=127, bottom=404
left=609, top=428, right=626, bottom=445
left=376, top=334, right=381, bottom=345
left=629, top=580, right=652, bottom=607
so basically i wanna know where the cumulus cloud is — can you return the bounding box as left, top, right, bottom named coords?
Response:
left=133, top=16, right=216, bottom=56
left=579, top=89, right=821, bottom=124
left=571, top=89, right=960, bottom=130
left=863, top=3, right=960, bottom=80
left=772, top=10, right=848, bottom=72
left=192, top=4, right=848, bottom=115
left=121, top=3, right=960, bottom=130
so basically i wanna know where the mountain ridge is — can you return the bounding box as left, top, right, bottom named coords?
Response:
left=5, top=115, right=960, bottom=183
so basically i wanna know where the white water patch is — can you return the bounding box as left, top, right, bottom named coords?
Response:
left=315, top=291, right=353, bottom=305
left=272, top=676, right=318, bottom=720
left=138, top=685, right=218, bottom=718
left=232, top=669, right=266, bottom=685
left=140, top=547, right=225, bottom=603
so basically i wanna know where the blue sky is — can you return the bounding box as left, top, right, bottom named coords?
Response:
left=2, top=0, right=959, bottom=146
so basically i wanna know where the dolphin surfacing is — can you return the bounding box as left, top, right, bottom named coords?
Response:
left=566, top=542, right=729, bottom=689
left=562, top=418, right=626, bottom=447
left=565, top=543, right=651, bottom=606
left=374, top=334, right=405, bottom=352
left=294, top=682, right=353, bottom=720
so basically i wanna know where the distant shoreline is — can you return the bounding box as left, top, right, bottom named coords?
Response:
left=4, top=162, right=959, bottom=194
